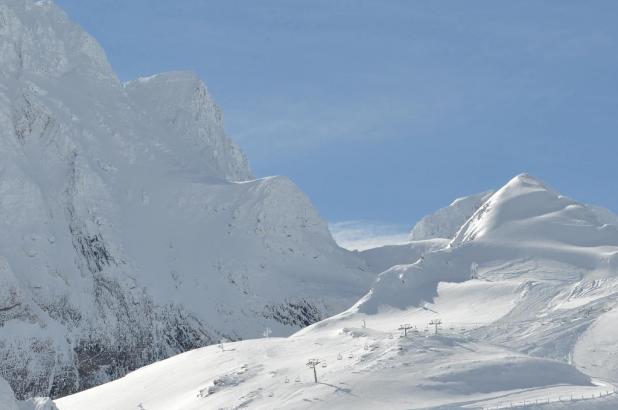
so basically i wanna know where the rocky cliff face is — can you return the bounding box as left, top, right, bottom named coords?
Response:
left=0, top=0, right=372, bottom=399
left=0, top=376, right=57, bottom=410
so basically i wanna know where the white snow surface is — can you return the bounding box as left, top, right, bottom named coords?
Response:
left=356, top=238, right=449, bottom=273
left=363, top=175, right=618, bottom=279
left=409, top=190, right=494, bottom=241
left=0, top=0, right=372, bottom=399
left=55, top=174, right=618, bottom=409
left=3, top=0, right=618, bottom=407
left=53, top=296, right=613, bottom=410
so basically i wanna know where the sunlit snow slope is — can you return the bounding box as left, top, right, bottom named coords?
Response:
left=0, top=0, right=372, bottom=399
left=55, top=174, right=618, bottom=409
left=355, top=174, right=618, bottom=379
left=355, top=190, right=493, bottom=274
left=55, top=322, right=614, bottom=410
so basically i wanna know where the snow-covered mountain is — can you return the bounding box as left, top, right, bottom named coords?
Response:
left=359, top=176, right=618, bottom=276
left=409, top=190, right=495, bottom=241
left=353, top=193, right=491, bottom=272
left=5, top=0, right=618, bottom=407
left=53, top=174, right=618, bottom=409
left=356, top=174, right=618, bottom=377
left=0, top=0, right=373, bottom=400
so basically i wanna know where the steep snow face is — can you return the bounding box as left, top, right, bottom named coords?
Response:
left=0, top=0, right=116, bottom=84
left=354, top=174, right=618, bottom=383
left=124, top=72, right=252, bottom=182
left=0, top=0, right=371, bottom=400
left=452, top=173, right=618, bottom=248
left=409, top=190, right=494, bottom=241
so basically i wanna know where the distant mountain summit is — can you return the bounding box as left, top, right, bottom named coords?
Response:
left=354, top=173, right=618, bottom=383
left=409, top=190, right=494, bottom=241
left=0, top=0, right=372, bottom=399
left=451, top=173, right=618, bottom=247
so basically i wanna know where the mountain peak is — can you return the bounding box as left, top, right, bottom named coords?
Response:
left=124, top=70, right=253, bottom=181
left=409, top=190, right=494, bottom=241
left=450, top=173, right=617, bottom=247
left=1, top=0, right=117, bottom=84
left=408, top=174, right=551, bottom=243
left=502, top=173, right=553, bottom=193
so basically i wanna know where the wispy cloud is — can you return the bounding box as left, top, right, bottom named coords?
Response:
left=329, top=220, right=411, bottom=251
left=229, top=96, right=423, bottom=162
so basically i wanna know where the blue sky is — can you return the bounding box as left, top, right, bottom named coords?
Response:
left=56, top=0, right=618, bottom=247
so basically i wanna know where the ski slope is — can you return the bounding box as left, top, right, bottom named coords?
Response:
left=3, top=0, right=618, bottom=406
left=55, top=174, right=618, bottom=409
left=54, top=307, right=615, bottom=410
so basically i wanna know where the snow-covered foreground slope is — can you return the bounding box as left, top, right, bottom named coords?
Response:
left=0, top=0, right=372, bottom=399
left=54, top=306, right=614, bottom=410
left=56, top=174, right=618, bottom=409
